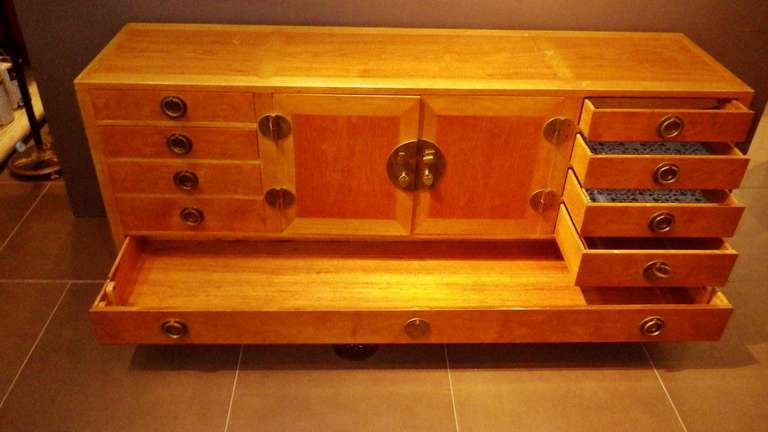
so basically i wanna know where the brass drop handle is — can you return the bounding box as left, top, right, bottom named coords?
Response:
left=654, top=162, right=680, bottom=185
left=643, top=261, right=672, bottom=281
left=648, top=212, right=675, bottom=233
left=640, top=316, right=665, bottom=336
left=397, top=170, right=411, bottom=188
left=161, top=319, right=188, bottom=339
left=160, top=96, right=187, bottom=119
left=179, top=207, right=204, bottom=226
left=173, top=170, right=199, bottom=190
left=657, top=115, right=684, bottom=139
left=404, top=318, right=431, bottom=339
left=166, top=133, right=192, bottom=155
left=421, top=148, right=437, bottom=187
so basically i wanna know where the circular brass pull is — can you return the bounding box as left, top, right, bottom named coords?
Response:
left=166, top=133, right=193, bottom=155
left=179, top=207, right=204, bottom=226
left=643, top=261, right=672, bottom=281
left=640, top=316, right=665, bottom=336
left=653, top=162, right=680, bottom=185
left=161, top=319, right=188, bottom=339
left=173, top=170, right=199, bottom=190
left=404, top=318, right=431, bottom=339
left=160, top=96, right=187, bottom=118
left=657, top=115, right=684, bottom=139
left=648, top=212, right=675, bottom=233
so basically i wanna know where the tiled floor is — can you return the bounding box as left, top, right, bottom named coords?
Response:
left=0, top=110, right=767, bottom=431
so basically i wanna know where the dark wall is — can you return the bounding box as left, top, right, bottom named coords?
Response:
left=14, top=0, right=768, bottom=216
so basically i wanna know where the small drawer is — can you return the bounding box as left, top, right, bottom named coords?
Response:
left=580, top=98, right=754, bottom=142
left=90, top=237, right=732, bottom=344
left=563, top=170, right=744, bottom=238
left=98, top=126, right=260, bottom=160
left=107, top=160, right=263, bottom=195
left=115, top=196, right=272, bottom=233
left=555, top=204, right=737, bottom=287
left=90, top=89, right=257, bottom=123
left=570, top=134, right=749, bottom=189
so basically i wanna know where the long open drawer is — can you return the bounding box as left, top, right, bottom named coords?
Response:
left=90, top=237, right=733, bottom=344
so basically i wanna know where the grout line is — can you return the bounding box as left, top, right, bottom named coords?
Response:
left=642, top=344, right=689, bottom=432
left=0, top=281, right=71, bottom=410
left=443, top=344, right=461, bottom=432
left=223, top=344, right=245, bottom=432
left=0, top=183, right=50, bottom=254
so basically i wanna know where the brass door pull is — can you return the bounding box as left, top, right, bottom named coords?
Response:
left=180, top=207, right=204, bottom=226
left=166, top=133, right=193, bottom=155
left=654, top=162, right=680, bottom=185
left=648, top=212, right=675, bottom=233
left=658, top=115, right=684, bottom=139
left=640, top=316, right=665, bottom=336
left=173, top=170, right=199, bottom=190
left=161, top=319, right=188, bottom=339
left=386, top=140, right=445, bottom=190
left=643, top=261, right=672, bottom=281
left=160, top=96, right=187, bottom=119
left=404, top=318, right=431, bottom=339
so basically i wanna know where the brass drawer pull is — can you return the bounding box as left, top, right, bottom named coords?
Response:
left=161, top=319, right=188, bottom=339
left=648, top=212, right=675, bottom=233
left=653, top=162, right=679, bottom=185
left=657, top=115, right=684, bottom=139
left=160, top=95, right=187, bottom=118
left=180, top=207, right=204, bottom=226
left=643, top=261, right=672, bottom=281
left=640, top=316, right=665, bottom=336
left=173, top=170, right=199, bottom=190
left=166, top=133, right=193, bottom=155
left=404, top=317, right=431, bottom=339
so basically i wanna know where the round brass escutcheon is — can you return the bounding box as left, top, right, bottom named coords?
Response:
left=653, top=162, right=680, bottom=185
left=173, top=170, right=199, bottom=190
left=166, top=133, right=193, bottom=155
left=640, top=316, right=665, bottom=336
left=161, top=319, right=188, bottom=339
left=643, top=261, right=672, bottom=281
left=179, top=207, right=204, bottom=226
left=404, top=318, right=431, bottom=339
left=657, top=115, right=684, bottom=139
left=648, top=212, right=675, bottom=233
left=160, top=96, right=187, bottom=118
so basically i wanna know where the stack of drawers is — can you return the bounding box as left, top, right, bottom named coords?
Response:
left=87, top=89, right=276, bottom=236
left=556, top=97, right=753, bottom=290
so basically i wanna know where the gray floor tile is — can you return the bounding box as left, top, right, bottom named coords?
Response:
left=228, top=344, right=455, bottom=432
left=447, top=343, right=683, bottom=432
left=646, top=279, right=768, bottom=432
left=0, top=183, right=115, bottom=280
left=0, top=283, right=240, bottom=432
left=0, top=183, right=46, bottom=244
left=728, top=188, right=768, bottom=282
left=0, top=282, right=68, bottom=399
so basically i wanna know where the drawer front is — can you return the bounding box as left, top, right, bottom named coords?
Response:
left=563, top=170, right=745, bottom=238
left=107, top=160, right=263, bottom=195
left=90, top=89, right=257, bottom=123
left=555, top=205, right=738, bottom=287
left=116, top=196, right=271, bottom=233
left=580, top=98, right=754, bottom=142
left=99, top=126, right=260, bottom=160
left=570, top=134, right=749, bottom=189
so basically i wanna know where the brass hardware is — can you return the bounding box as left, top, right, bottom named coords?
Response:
left=653, top=162, right=680, bottom=185
left=166, top=133, right=193, bottom=155
left=173, top=170, right=199, bottom=190
left=160, top=96, right=187, bottom=118
left=643, top=261, right=672, bottom=281
left=640, top=316, right=665, bottom=336
left=543, top=117, right=576, bottom=145
left=418, top=142, right=445, bottom=189
left=404, top=318, right=431, bottom=339
left=657, top=115, right=684, bottom=139
left=179, top=207, right=204, bottom=226
left=161, top=319, right=188, bottom=339
left=387, top=141, right=418, bottom=191
left=258, top=114, right=292, bottom=141
left=529, top=189, right=558, bottom=213
left=264, top=188, right=296, bottom=210
left=648, top=212, right=675, bottom=233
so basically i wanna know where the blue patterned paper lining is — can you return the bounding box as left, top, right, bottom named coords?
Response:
left=587, top=189, right=709, bottom=203
left=587, top=141, right=711, bottom=155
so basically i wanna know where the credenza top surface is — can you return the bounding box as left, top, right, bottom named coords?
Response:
left=76, top=23, right=752, bottom=98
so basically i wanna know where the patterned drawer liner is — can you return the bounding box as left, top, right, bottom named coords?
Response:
left=586, top=189, right=709, bottom=203
left=586, top=141, right=711, bottom=155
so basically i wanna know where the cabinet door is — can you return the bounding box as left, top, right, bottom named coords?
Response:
left=273, top=94, right=420, bottom=236
left=414, top=96, right=579, bottom=238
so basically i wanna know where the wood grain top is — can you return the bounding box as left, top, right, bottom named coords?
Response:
left=76, top=23, right=752, bottom=98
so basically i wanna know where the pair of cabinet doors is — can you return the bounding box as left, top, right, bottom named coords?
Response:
left=260, top=94, right=578, bottom=238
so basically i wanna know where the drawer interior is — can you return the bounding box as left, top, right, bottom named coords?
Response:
left=585, top=188, right=728, bottom=203
left=584, top=237, right=729, bottom=251
left=585, top=140, right=740, bottom=156
left=585, top=97, right=734, bottom=110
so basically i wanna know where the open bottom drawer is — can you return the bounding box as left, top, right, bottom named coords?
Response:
left=90, top=237, right=733, bottom=344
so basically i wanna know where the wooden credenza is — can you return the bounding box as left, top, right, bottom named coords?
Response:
left=75, top=24, right=756, bottom=344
